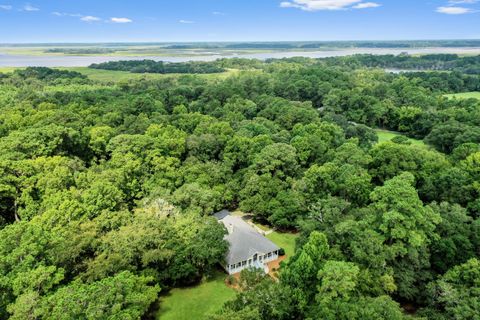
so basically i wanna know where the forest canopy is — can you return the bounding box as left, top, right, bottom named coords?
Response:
left=90, top=59, right=225, bottom=74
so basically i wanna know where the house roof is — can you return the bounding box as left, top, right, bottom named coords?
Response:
left=214, top=210, right=280, bottom=265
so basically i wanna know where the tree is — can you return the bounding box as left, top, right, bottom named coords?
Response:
left=426, top=259, right=480, bottom=320
left=84, top=206, right=228, bottom=285
left=9, top=272, right=160, bottom=320
left=369, top=172, right=441, bottom=299
left=281, top=231, right=330, bottom=311
left=316, top=261, right=360, bottom=304
left=429, top=202, right=475, bottom=274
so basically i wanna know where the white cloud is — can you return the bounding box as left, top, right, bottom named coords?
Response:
left=52, top=12, right=82, bottom=17
left=23, top=4, right=39, bottom=11
left=436, top=6, right=474, bottom=14
left=212, top=11, right=225, bottom=15
left=280, top=0, right=364, bottom=11
left=0, top=4, right=12, bottom=10
left=179, top=19, right=195, bottom=24
left=448, top=0, right=478, bottom=3
left=81, top=15, right=101, bottom=22
left=110, top=17, right=132, bottom=23
left=352, top=2, right=381, bottom=9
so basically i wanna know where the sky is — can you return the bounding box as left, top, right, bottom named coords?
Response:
left=0, top=0, right=479, bottom=43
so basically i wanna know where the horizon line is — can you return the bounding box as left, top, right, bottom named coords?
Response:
left=1, top=39, right=480, bottom=46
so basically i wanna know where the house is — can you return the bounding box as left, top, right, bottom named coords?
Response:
left=214, top=210, right=280, bottom=275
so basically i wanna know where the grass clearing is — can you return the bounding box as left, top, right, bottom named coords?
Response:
left=156, top=271, right=235, bottom=320
left=0, top=67, right=23, bottom=73
left=61, top=67, right=241, bottom=82
left=444, top=92, right=480, bottom=100
left=60, top=67, right=167, bottom=82
left=0, top=66, right=244, bottom=82
left=375, top=129, right=426, bottom=147
left=266, top=231, right=299, bottom=263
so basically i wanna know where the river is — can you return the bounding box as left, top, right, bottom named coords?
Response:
left=1, top=47, right=480, bottom=67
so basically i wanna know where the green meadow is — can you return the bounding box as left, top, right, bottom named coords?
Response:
left=266, top=231, right=299, bottom=263
left=0, top=66, right=241, bottom=82
left=375, top=129, right=426, bottom=146
left=156, top=271, right=235, bottom=320
left=445, top=92, right=480, bottom=100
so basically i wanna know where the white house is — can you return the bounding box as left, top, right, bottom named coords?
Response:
left=215, top=210, right=280, bottom=275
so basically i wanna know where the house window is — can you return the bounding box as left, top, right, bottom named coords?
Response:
left=264, top=254, right=268, bottom=259
left=237, top=262, right=241, bottom=268
left=242, top=261, right=246, bottom=266
left=268, top=253, right=272, bottom=258
left=248, top=259, right=252, bottom=265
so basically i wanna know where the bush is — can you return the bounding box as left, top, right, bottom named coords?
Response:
left=391, top=135, right=412, bottom=145
left=278, top=248, right=286, bottom=256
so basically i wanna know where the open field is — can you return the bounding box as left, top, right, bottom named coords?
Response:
left=266, top=231, right=299, bottom=263
left=0, top=67, right=23, bottom=73
left=375, top=129, right=426, bottom=146
left=67, top=67, right=242, bottom=82
left=63, top=67, right=169, bottom=82
left=0, top=66, right=241, bottom=82
left=156, top=271, right=235, bottom=320
left=445, top=92, right=480, bottom=100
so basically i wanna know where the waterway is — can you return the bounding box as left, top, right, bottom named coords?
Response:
left=1, top=47, right=479, bottom=67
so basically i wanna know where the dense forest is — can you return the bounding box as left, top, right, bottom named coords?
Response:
left=90, top=60, right=225, bottom=74
left=321, top=54, right=480, bottom=74
left=0, top=54, right=479, bottom=319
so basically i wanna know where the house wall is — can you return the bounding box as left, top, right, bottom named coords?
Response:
left=225, top=250, right=279, bottom=275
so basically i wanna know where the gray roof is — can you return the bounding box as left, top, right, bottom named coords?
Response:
left=214, top=210, right=280, bottom=265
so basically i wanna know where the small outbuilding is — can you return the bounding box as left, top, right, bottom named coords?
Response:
left=214, top=210, right=280, bottom=275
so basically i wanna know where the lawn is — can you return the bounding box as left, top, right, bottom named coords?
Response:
left=0, top=67, right=22, bottom=73
left=375, top=129, right=426, bottom=147
left=266, top=231, right=299, bottom=263
left=444, top=92, right=480, bottom=100
left=156, top=271, right=235, bottom=320
left=0, top=66, right=243, bottom=82
left=63, top=67, right=240, bottom=82
left=61, top=67, right=167, bottom=82
left=0, top=66, right=163, bottom=81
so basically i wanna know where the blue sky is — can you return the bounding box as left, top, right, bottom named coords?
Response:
left=0, top=0, right=479, bottom=43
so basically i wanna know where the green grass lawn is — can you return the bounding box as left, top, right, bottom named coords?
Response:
left=63, top=67, right=240, bottom=82
left=0, top=66, right=242, bottom=82
left=156, top=271, right=235, bottom=320
left=60, top=67, right=167, bottom=82
left=375, top=129, right=426, bottom=147
left=444, top=92, right=480, bottom=100
left=266, top=231, right=299, bottom=263
left=0, top=67, right=23, bottom=73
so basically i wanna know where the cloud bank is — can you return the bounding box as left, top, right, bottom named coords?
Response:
left=280, top=0, right=380, bottom=11
left=110, top=17, right=133, bottom=23
left=436, top=6, right=474, bottom=14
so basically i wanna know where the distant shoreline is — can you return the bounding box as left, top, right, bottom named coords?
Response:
left=1, top=46, right=480, bottom=68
